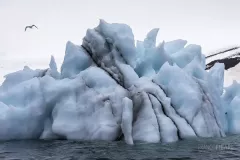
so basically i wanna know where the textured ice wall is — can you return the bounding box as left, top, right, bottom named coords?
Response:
left=0, top=20, right=235, bottom=144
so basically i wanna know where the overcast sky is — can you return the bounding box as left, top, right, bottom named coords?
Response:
left=0, top=0, right=240, bottom=82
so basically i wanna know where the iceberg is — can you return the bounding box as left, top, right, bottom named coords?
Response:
left=0, top=20, right=238, bottom=145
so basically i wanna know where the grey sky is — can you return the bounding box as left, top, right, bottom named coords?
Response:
left=0, top=0, right=240, bottom=82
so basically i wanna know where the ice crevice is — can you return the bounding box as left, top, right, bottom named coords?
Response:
left=152, top=80, right=198, bottom=137
left=0, top=19, right=236, bottom=144
left=194, top=78, right=225, bottom=137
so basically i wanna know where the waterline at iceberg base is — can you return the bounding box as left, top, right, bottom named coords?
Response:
left=0, top=20, right=238, bottom=145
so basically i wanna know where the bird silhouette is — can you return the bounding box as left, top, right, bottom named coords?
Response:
left=25, top=25, right=38, bottom=31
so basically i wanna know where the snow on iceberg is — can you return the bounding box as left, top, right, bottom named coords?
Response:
left=0, top=20, right=238, bottom=144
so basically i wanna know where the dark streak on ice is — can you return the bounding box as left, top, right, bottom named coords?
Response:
left=151, top=80, right=198, bottom=138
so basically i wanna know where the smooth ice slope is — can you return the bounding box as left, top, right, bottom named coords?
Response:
left=0, top=20, right=238, bottom=144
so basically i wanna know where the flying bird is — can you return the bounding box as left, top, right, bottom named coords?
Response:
left=25, top=25, right=38, bottom=31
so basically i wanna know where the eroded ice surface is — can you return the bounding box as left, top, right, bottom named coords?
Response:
left=0, top=20, right=238, bottom=144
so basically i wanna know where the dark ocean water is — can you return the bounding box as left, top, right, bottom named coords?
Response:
left=0, top=135, right=240, bottom=160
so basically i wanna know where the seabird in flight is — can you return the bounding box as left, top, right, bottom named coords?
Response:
left=25, top=25, right=38, bottom=31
